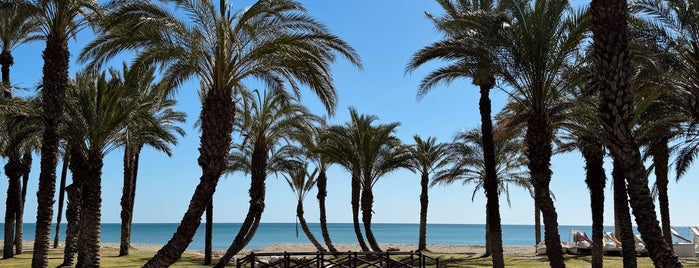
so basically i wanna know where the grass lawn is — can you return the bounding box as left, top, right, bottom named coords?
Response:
left=2, top=248, right=699, bottom=267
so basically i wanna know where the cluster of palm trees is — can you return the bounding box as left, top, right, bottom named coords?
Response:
left=1, top=0, right=698, bottom=268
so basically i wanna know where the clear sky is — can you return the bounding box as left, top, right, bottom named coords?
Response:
left=3, top=0, right=698, bottom=228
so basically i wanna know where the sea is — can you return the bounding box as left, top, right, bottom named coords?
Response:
left=3, top=223, right=695, bottom=250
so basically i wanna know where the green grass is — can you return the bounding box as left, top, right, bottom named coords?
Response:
left=0, top=247, right=210, bottom=268
left=2, top=248, right=699, bottom=267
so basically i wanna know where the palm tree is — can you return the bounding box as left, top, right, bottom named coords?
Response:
left=591, top=0, right=681, bottom=266
left=80, top=1, right=360, bottom=265
left=1, top=99, right=41, bottom=259
left=404, top=136, right=450, bottom=252
left=215, top=89, right=319, bottom=267
left=406, top=0, right=508, bottom=263
left=0, top=0, right=38, bottom=92
left=494, top=1, right=588, bottom=266
left=631, top=0, right=699, bottom=250
left=294, top=121, right=338, bottom=253
left=115, top=63, right=186, bottom=257
left=282, top=162, right=327, bottom=252
left=23, top=1, right=102, bottom=266
left=358, top=120, right=409, bottom=252
left=320, top=116, right=370, bottom=252
left=61, top=69, right=140, bottom=267
left=433, top=127, right=529, bottom=257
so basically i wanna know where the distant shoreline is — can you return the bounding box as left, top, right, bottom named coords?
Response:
left=7, top=241, right=536, bottom=258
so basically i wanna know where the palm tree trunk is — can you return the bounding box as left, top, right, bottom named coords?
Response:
left=60, top=184, right=81, bottom=267
left=32, top=34, right=69, bottom=268
left=483, top=205, right=491, bottom=258
left=54, top=154, right=70, bottom=249
left=122, top=146, right=142, bottom=256
left=478, top=82, right=504, bottom=267
left=4, top=157, right=22, bottom=259
left=76, top=152, right=103, bottom=267
left=612, top=159, right=637, bottom=267
left=120, top=147, right=135, bottom=256
left=298, top=201, right=326, bottom=252
left=580, top=141, right=606, bottom=268
left=650, top=138, right=673, bottom=249
left=316, top=168, right=337, bottom=253
left=361, top=182, right=382, bottom=252
left=15, top=151, right=31, bottom=255
left=351, top=174, right=369, bottom=251
left=591, top=1, right=680, bottom=266
left=204, top=200, right=213, bottom=265
left=144, top=87, right=234, bottom=267
left=417, top=171, right=429, bottom=252
left=0, top=49, right=13, bottom=96
left=525, top=114, right=564, bottom=268
left=214, top=144, right=268, bottom=268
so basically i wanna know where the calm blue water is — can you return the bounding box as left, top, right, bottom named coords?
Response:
left=4, top=223, right=695, bottom=250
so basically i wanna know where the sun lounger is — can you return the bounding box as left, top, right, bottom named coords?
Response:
left=570, top=230, right=592, bottom=255
left=671, top=227, right=692, bottom=243
left=603, top=232, right=622, bottom=255
left=671, top=227, right=695, bottom=257
left=691, top=227, right=699, bottom=253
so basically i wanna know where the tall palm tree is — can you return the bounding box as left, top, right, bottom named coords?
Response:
left=591, top=0, right=681, bottom=266
left=631, top=0, right=699, bottom=250
left=216, top=89, right=319, bottom=267
left=495, top=1, right=588, bottom=266
left=294, top=121, right=338, bottom=253
left=406, top=0, right=508, bottom=263
left=320, top=116, right=370, bottom=252
left=1, top=99, right=41, bottom=259
left=611, top=158, right=637, bottom=267
left=23, top=1, right=102, bottom=266
left=404, top=136, right=450, bottom=252
left=61, top=69, right=140, bottom=267
left=80, top=1, right=360, bottom=265
left=357, top=118, right=409, bottom=252
left=282, top=162, right=327, bottom=252
left=433, top=127, right=529, bottom=257
left=115, top=63, right=186, bottom=257
left=558, top=91, right=607, bottom=267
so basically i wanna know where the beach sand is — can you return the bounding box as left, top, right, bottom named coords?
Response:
left=9, top=241, right=537, bottom=259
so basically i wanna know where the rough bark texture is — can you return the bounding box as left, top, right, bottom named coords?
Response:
left=143, top=87, right=234, bottom=268
left=361, top=184, right=381, bottom=252
left=76, top=151, right=104, bottom=267
left=204, top=200, right=213, bottom=265
left=580, top=140, right=606, bottom=268
left=650, top=138, right=673, bottom=249
left=483, top=206, right=491, bottom=258
left=60, top=184, right=81, bottom=268
left=297, top=201, right=326, bottom=252
left=417, top=171, right=429, bottom=252
left=478, top=83, right=504, bottom=267
left=4, top=157, right=22, bottom=259
left=54, top=154, right=70, bottom=249
left=612, top=160, right=637, bottom=267
left=120, top=146, right=135, bottom=256
left=351, top=173, right=369, bottom=252
left=32, top=34, right=69, bottom=268
left=16, top=151, right=32, bottom=255
left=525, top=114, right=564, bottom=268
left=591, top=0, right=681, bottom=266
left=316, top=168, right=337, bottom=253
left=0, top=49, right=13, bottom=96
left=213, top=141, right=268, bottom=268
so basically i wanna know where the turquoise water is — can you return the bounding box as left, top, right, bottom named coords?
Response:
left=4, top=223, right=694, bottom=250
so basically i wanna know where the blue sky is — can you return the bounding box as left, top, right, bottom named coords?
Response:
left=3, top=0, right=698, bottom=228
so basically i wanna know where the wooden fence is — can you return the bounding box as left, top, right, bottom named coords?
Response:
left=236, top=251, right=439, bottom=268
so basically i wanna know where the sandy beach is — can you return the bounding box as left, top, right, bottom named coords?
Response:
left=9, top=241, right=536, bottom=258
